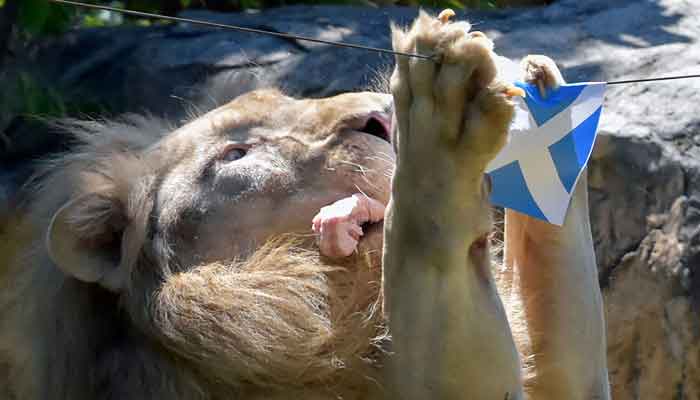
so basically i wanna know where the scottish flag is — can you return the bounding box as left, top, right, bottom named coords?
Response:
left=485, top=81, right=606, bottom=225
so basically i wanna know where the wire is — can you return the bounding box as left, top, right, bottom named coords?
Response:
left=50, top=0, right=700, bottom=86
left=49, top=0, right=433, bottom=60
left=606, top=74, right=700, bottom=85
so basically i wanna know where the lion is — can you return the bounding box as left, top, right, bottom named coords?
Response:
left=0, top=11, right=610, bottom=400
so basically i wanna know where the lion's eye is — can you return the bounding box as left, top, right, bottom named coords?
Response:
left=221, top=146, right=248, bottom=162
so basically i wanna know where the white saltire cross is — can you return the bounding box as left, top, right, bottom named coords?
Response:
left=485, top=82, right=607, bottom=225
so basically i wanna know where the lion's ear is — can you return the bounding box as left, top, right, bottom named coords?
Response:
left=47, top=193, right=129, bottom=291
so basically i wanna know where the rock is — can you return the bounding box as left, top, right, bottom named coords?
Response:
left=3, top=0, right=700, bottom=397
left=604, top=197, right=700, bottom=400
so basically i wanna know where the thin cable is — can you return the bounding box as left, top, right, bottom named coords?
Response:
left=606, top=74, right=700, bottom=85
left=49, top=0, right=433, bottom=60
left=49, top=0, right=700, bottom=85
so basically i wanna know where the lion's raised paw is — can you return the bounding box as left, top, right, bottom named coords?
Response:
left=389, top=10, right=515, bottom=169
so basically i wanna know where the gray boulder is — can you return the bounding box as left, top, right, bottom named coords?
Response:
left=2, top=0, right=699, bottom=398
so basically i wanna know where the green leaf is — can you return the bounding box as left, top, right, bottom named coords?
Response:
left=447, top=0, right=466, bottom=9
left=125, top=0, right=162, bottom=13
left=18, top=0, right=51, bottom=34
left=82, top=14, right=105, bottom=28
left=41, top=3, right=78, bottom=34
left=17, top=73, right=68, bottom=117
left=240, top=0, right=262, bottom=8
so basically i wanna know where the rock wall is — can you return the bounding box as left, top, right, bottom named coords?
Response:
left=2, top=0, right=699, bottom=398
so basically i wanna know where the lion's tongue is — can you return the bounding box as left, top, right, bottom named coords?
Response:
left=312, top=194, right=386, bottom=258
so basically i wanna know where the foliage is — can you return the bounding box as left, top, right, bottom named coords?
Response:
left=17, top=0, right=78, bottom=34
left=0, top=71, right=109, bottom=132
left=14, top=72, right=67, bottom=117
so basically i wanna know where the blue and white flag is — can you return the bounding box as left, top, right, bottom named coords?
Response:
left=485, top=81, right=606, bottom=225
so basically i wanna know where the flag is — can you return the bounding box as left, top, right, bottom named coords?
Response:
left=485, top=81, right=606, bottom=225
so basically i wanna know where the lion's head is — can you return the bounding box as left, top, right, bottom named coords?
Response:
left=46, top=88, right=395, bottom=290
left=3, top=88, right=397, bottom=398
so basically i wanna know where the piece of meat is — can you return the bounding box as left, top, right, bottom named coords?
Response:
left=312, top=194, right=385, bottom=258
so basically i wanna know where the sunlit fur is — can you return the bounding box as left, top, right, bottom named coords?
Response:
left=0, top=13, right=608, bottom=400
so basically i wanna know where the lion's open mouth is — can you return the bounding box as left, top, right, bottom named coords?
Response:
left=357, top=111, right=392, bottom=144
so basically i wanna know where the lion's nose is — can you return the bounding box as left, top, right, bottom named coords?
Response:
left=360, top=111, right=391, bottom=143
left=355, top=111, right=392, bottom=144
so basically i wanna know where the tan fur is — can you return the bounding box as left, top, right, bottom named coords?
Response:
left=0, top=13, right=609, bottom=400
left=143, top=238, right=387, bottom=396
left=496, top=56, right=611, bottom=400
left=383, top=11, right=522, bottom=400
left=0, top=89, right=395, bottom=399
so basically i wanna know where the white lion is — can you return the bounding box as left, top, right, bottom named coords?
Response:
left=0, top=10, right=609, bottom=400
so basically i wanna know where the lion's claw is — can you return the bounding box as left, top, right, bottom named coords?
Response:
left=521, top=54, right=565, bottom=98
left=390, top=11, right=514, bottom=172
